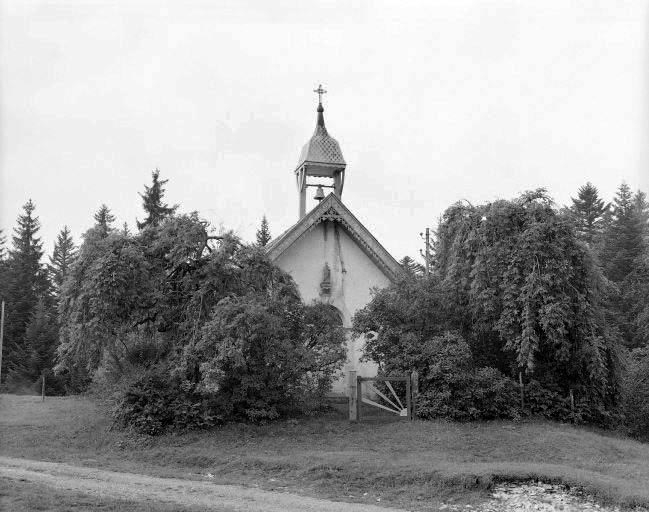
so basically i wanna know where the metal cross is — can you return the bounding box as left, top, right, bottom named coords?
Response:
left=314, top=84, right=327, bottom=104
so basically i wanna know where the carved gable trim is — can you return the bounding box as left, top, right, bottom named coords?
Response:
left=266, top=194, right=402, bottom=282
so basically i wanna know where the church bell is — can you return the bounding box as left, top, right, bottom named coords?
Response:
left=313, top=185, right=325, bottom=201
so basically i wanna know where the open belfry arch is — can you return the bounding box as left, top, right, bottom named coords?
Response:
left=266, top=86, right=402, bottom=394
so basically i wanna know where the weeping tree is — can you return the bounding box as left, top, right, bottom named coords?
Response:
left=355, top=190, right=622, bottom=422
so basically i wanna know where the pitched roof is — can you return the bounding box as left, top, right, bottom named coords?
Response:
left=266, top=193, right=402, bottom=282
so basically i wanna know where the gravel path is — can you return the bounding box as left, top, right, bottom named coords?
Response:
left=0, top=456, right=407, bottom=512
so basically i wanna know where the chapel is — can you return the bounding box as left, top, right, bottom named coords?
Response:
left=266, top=87, right=402, bottom=394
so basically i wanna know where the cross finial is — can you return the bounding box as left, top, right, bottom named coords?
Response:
left=314, top=84, right=327, bottom=105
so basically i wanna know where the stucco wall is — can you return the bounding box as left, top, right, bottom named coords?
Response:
left=274, top=220, right=392, bottom=393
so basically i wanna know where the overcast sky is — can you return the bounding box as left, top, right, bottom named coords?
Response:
left=1, top=0, right=648, bottom=262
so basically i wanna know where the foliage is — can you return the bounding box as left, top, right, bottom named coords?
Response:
left=621, top=347, right=649, bottom=439
left=255, top=215, right=272, bottom=246
left=178, top=296, right=346, bottom=424
left=399, top=255, right=424, bottom=277
left=137, top=169, right=178, bottom=230
left=569, top=182, right=608, bottom=246
left=1, top=200, right=51, bottom=383
left=355, top=190, right=622, bottom=424
left=48, top=226, right=77, bottom=295
left=113, top=369, right=223, bottom=435
left=93, top=204, right=116, bottom=239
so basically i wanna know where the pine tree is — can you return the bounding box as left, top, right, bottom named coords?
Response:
left=49, top=226, right=77, bottom=294
left=399, top=255, right=424, bottom=277
left=601, top=183, right=645, bottom=283
left=2, top=200, right=50, bottom=382
left=93, top=204, right=116, bottom=238
left=23, top=299, right=58, bottom=383
left=137, top=169, right=178, bottom=230
left=569, top=182, right=609, bottom=245
left=256, top=215, right=272, bottom=246
left=122, top=222, right=131, bottom=236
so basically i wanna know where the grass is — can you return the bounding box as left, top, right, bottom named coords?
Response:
left=0, top=478, right=204, bottom=512
left=2, top=394, right=649, bottom=511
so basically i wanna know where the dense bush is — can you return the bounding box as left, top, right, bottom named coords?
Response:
left=113, top=369, right=223, bottom=435
left=354, top=191, right=622, bottom=424
left=622, top=347, right=649, bottom=439
left=60, top=215, right=347, bottom=433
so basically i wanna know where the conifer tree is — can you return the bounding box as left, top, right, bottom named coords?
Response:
left=23, top=299, right=59, bottom=385
left=137, top=169, right=178, bottom=230
left=2, top=200, right=50, bottom=381
left=93, top=204, right=116, bottom=238
left=49, top=226, right=77, bottom=293
left=255, top=215, right=271, bottom=246
left=399, top=255, right=424, bottom=277
left=122, top=222, right=131, bottom=236
left=569, top=182, right=608, bottom=245
left=601, top=183, right=646, bottom=283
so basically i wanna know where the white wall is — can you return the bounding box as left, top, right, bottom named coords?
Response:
left=275, top=220, right=392, bottom=393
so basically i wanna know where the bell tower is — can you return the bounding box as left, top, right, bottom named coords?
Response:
left=295, top=85, right=347, bottom=218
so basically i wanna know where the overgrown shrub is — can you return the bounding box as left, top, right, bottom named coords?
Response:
left=113, top=369, right=223, bottom=435
left=622, top=347, right=649, bottom=439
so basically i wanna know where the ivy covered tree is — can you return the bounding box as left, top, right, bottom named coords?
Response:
left=255, top=215, right=271, bottom=247
left=137, top=169, right=178, bottom=230
left=569, top=182, right=609, bottom=245
left=49, top=226, right=77, bottom=295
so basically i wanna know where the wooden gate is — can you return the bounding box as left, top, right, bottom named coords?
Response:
left=348, top=371, right=418, bottom=422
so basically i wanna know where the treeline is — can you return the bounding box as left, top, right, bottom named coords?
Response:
left=363, top=182, right=648, bottom=434
left=0, top=170, right=175, bottom=393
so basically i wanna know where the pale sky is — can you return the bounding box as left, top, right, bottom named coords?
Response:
left=1, top=0, right=648, bottom=262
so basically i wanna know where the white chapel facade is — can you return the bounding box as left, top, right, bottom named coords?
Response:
left=266, top=87, right=402, bottom=394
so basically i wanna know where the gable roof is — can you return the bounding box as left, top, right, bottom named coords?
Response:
left=266, top=193, right=403, bottom=282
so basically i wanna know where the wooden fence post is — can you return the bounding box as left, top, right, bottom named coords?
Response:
left=348, top=370, right=357, bottom=422
left=357, top=376, right=363, bottom=422
left=570, top=389, right=575, bottom=424
left=41, top=372, right=45, bottom=402
left=519, top=371, right=524, bottom=411
left=411, top=371, right=419, bottom=420
left=406, top=373, right=412, bottom=420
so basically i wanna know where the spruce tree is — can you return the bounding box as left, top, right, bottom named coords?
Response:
left=601, top=183, right=645, bottom=283
left=23, top=299, right=59, bottom=385
left=93, top=204, right=116, bottom=238
left=2, top=200, right=50, bottom=381
left=255, top=215, right=272, bottom=246
left=49, top=226, right=77, bottom=294
left=569, top=182, right=608, bottom=245
left=399, top=255, right=424, bottom=277
left=137, top=169, right=178, bottom=230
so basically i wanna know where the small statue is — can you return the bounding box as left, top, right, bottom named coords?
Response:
left=320, top=263, right=331, bottom=295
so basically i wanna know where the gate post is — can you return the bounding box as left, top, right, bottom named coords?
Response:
left=411, top=370, right=419, bottom=420
left=348, top=370, right=358, bottom=422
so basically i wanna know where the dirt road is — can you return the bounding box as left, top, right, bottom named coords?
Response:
left=0, top=456, right=407, bottom=512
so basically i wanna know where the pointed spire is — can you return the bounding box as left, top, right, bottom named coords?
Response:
left=314, top=84, right=327, bottom=132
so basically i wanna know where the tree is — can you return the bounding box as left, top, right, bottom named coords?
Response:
left=569, top=182, right=608, bottom=245
left=2, top=200, right=50, bottom=382
left=255, top=215, right=271, bottom=246
left=137, top=169, right=178, bottom=230
left=600, top=183, right=646, bottom=283
left=93, top=204, right=116, bottom=239
left=355, top=190, right=622, bottom=424
left=399, top=255, right=424, bottom=277
left=49, top=226, right=77, bottom=294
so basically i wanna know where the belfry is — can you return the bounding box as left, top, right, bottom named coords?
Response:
left=266, top=86, right=402, bottom=393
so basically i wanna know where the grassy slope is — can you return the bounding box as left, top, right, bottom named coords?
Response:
left=1, top=394, right=649, bottom=511
left=0, top=478, right=204, bottom=512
